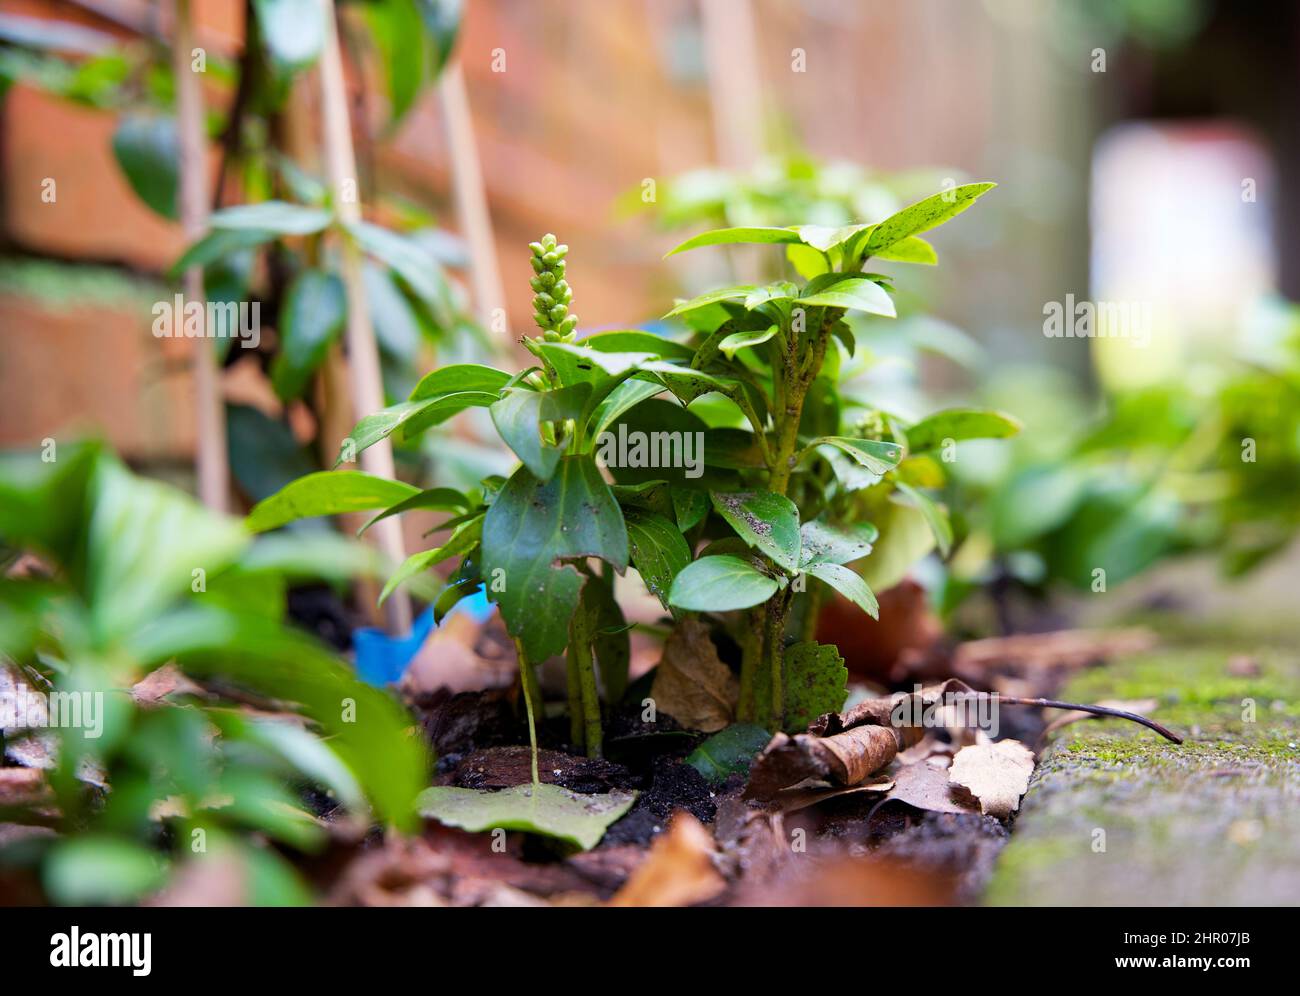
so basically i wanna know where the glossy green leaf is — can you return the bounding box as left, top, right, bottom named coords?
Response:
left=481, top=457, right=628, bottom=662
left=409, top=362, right=511, bottom=400
left=348, top=220, right=450, bottom=315
left=490, top=383, right=591, bottom=481
left=663, top=284, right=757, bottom=318
left=111, top=115, right=178, bottom=219
left=583, top=575, right=630, bottom=703
left=873, top=235, right=937, bottom=265
left=582, top=328, right=694, bottom=360
left=808, top=436, right=903, bottom=486
left=672, top=487, right=710, bottom=532
left=418, top=783, right=635, bottom=850
left=790, top=223, right=869, bottom=253
left=864, top=182, right=996, bottom=254
left=665, top=226, right=802, bottom=256
left=799, top=273, right=895, bottom=317
left=686, top=723, right=771, bottom=785
left=358, top=486, right=469, bottom=536
left=625, top=510, right=691, bottom=609
left=171, top=227, right=279, bottom=276
left=711, top=490, right=800, bottom=572
left=336, top=392, right=499, bottom=465
left=718, top=326, right=776, bottom=359
left=271, top=269, right=346, bottom=400
left=805, top=561, right=878, bottom=619
left=799, top=519, right=878, bottom=567
left=904, top=408, right=1022, bottom=452
left=667, top=555, right=779, bottom=612
left=781, top=641, right=849, bottom=732
left=379, top=515, right=482, bottom=604
left=246, top=471, right=418, bottom=532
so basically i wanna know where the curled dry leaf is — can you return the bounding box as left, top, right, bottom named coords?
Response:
left=609, top=813, right=726, bottom=907
left=947, top=739, right=1035, bottom=817
left=874, top=758, right=978, bottom=816
left=745, top=679, right=975, bottom=801
left=650, top=618, right=737, bottom=733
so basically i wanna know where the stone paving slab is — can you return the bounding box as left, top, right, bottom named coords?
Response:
left=984, top=643, right=1300, bottom=906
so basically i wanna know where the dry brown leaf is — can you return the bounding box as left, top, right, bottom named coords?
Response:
left=948, top=739, right=1035, bottom=817
left=875, top=758, right=978, bottom=816
left=132, top=663, right=202, bottom=707
left=650, top=619, right=737, bottom=732
left=771, top=776, right=895, bottom=814
left=609, top=812, right=725, bottom=907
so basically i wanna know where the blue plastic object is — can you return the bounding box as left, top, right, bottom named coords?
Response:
left=351, top=586, right=495, bottom=686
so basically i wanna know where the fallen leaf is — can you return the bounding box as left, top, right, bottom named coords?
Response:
left=745, top=725, right=906, bottom=800
left=947, top=739, right=1035, bottom=817
left=417, top=783, right=637, bottom=851
left=609, top=813, right=725, bottom=907
left=132, top=663, right=202, bottom=707
left=650, top=618, right=737, bottom=732
left=772, top=776, right=895, bottom=814
left=686, top=724, right=771, bottom=785
left=874, top=759, right=978, bottom=816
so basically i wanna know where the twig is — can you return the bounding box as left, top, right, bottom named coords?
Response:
left=953, top=693, right=1184, bottom=744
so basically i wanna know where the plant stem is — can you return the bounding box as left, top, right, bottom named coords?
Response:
left=573, top=638, right=603, bottom=758
left=737, top=607, right=762, bottom=722
left=565, top=645, right=584, bottom=751
left=514, top=642, right=541, bottom=787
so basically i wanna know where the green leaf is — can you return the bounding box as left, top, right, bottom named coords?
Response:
left=894, top=481, right=953, bottom=557
left=686, top=724, right=771, bottom=785
left=417, top=0, right=463, bottom=73
left=787, top=242, right=830, bottom=279
left=790, top=223, right=869, bottom=253
left=379, top=515, right=482, bottom=604
left=711, top=490, right=800, bottom=572
left=581, top=329, right=694, bottom=360
left=718, top=326, right=776, bottom=359
left=904, top=408, right=1022, bottom=452
left=128, top=605, right=427, bottom=829
left=336, top=392, right=499, bottom=465
left=625, top=510, right=691, bottom=609
left=865, top=182, right=996, bottom=254
left=873, top=235, right=937, bottom=265
left=781, top=641, right=849, bottom=733
left=799, top=519, right=878, bottom=567
left=490, top=384, right=592, bottom=481
left=171, top=227, right=278, bottom=276
left=348, top=221, right=450, bottom=315
left=858, top=502, right=935, bottom=592
left=44, top=837, right=166, bottom=905
left=409, top=362, right=511, bottom=400
left=246, top=472, right=419, bottom=532
left=672, top=487, right=709, bottom=532
left=253, top=0, right=325, bottom=68
left=663, top=284, right=757, bottom=318
left=271, top=269, right=346, bottom=400
left=88, top=460, right=249, bottom=641
left=808, top=436, right=903, bottom=486
left=211, top=200, right=332, bottom=235
left=418, top=783, right=635, bottom=850
left=667, top=555, right=778, bottom=612
left=363, top=0, right=426, bottom=120
left=358, top=486, right=469, bottom=536
left=805, top=562, right=878, bottom=619
left=111, top=115, right=177, bottom=219
left=481, top=457, right=628, bottom=662
left=799, top=273, right=895, bottom=318
left=589, top=377, right=667, bottom=440
left=665, top=226, right=802, bottom=256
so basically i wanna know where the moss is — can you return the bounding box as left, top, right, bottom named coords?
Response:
left=984, top=639, right=1300, bottom=905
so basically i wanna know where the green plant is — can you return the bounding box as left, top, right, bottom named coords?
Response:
left=0, top=443, right=425, bottom=903
left=248, top=180, right=1018, bottom=763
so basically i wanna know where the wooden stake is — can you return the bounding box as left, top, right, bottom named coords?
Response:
left=316, top=0, right=412, bottom=635
left=438, top=61, right=508, bottom=344
left=173, top=0, right=229, bottom=512
left=699, top=0, right=764, bottom=170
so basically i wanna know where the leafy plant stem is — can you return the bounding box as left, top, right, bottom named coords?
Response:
left=737, top=607, right=763, bottom=722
